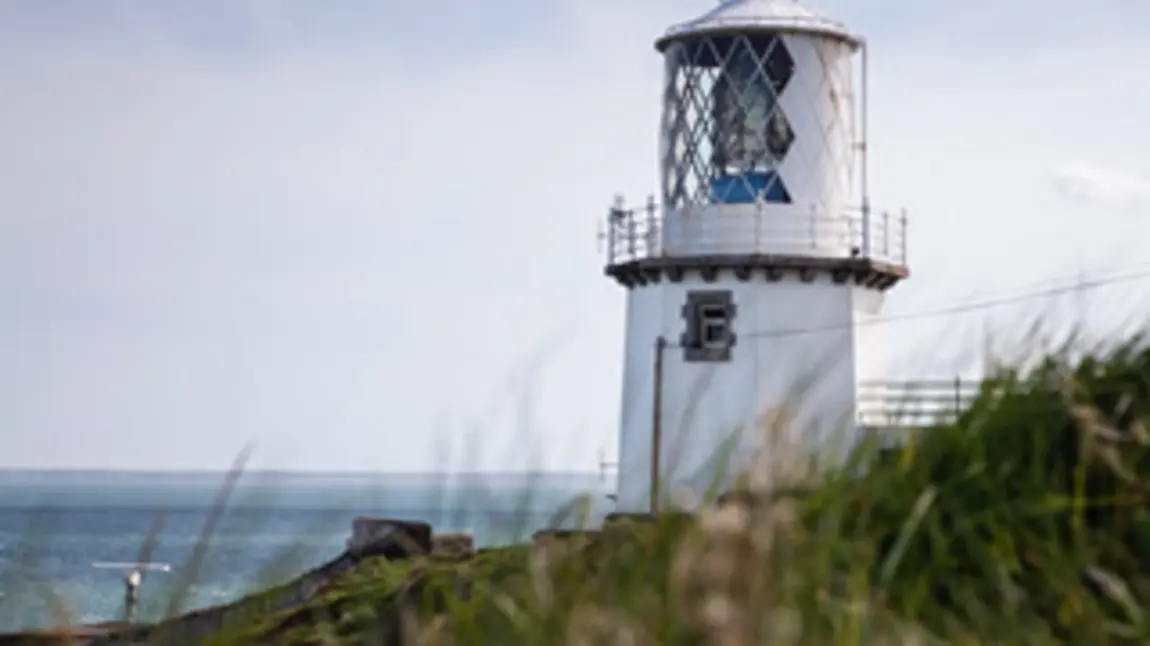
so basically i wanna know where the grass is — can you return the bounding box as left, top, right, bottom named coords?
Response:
left=6, top=332, right=1150, bottom=644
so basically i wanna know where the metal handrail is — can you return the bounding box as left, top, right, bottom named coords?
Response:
left=602, top=196, right=908, bottom=268
left=857, top=378, right=982, bottom=428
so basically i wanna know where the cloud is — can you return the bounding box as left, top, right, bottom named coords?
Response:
left=0, top=0, right=671, bottom=472
left=1, top=0, right=1150, bottom=471
left=1046, top=165, right=1150, bottom=213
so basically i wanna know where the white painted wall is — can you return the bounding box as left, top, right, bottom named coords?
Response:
left=660, top=201, right=862, bottom=259
left=852, top=288, right=890, bottom=427
left=613, top=272, right=887, bottom=513
left=777, top=32, right=857, bottom=221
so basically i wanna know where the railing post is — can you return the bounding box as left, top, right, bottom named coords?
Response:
left=626, top=206, right=637, bottom=261
left=754, top=194, right=764, bottom=253
left=861, top=202, right=871, bottom=258
left=809, top=204, right=818, bottom=251
left=883, top=210, right=890, bottom=259
left=900, top=209, right=909, bottom=266
left=953, top=375, right=962, bottom=418
left=645, top=194, right=658, bottom=258
left=606, top=207, right=619, bottom=265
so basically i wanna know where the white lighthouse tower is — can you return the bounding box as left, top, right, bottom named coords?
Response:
left=602, top=0, right=909, bottom=513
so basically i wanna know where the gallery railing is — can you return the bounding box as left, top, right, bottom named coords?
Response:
left=602, top=196, right=908, bottom=268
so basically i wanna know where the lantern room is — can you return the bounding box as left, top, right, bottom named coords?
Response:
left=657, top=0, right=862, bottom=227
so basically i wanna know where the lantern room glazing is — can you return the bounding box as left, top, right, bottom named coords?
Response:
left=660, top=33, right=799, bottom=209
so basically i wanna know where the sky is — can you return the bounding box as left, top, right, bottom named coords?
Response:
left=2, top=0, right=1150, bottom=473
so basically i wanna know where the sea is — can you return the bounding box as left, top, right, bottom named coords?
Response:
left=0, top=470, right=614, bottom=632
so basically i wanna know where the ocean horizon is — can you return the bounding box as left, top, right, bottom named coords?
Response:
left=0, top=469, right=615, bottom=632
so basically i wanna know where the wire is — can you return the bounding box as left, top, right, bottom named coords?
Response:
left=944, top=257, right=1150, bottom=305
left=692, top=263, right=1150, bottom=345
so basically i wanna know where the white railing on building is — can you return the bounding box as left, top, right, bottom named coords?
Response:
left=602, top=196, right=908, bottom=268
left=857, top=378, right=982, bottom=429
left=600, top=378, right=983, bottom=467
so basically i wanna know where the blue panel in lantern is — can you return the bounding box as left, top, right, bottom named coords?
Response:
left=709, top=171, right=790, bottom=205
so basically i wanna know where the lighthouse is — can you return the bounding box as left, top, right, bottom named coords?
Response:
left=602, top=0, right=908, bottom=513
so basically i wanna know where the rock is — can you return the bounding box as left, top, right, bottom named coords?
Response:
left=431, top=533, right=475, bottom=558
left=603, top=512, right=658, bottom=527
left=0, top=626, right=114, bottom=646
left=347, top=517, right=433, bottom=560
left=532, top=529, right=600, bottom=549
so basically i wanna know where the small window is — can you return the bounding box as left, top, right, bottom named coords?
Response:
left=698, top=305, right=729, bottom=348
left=681, top=291, right=737, bottom=362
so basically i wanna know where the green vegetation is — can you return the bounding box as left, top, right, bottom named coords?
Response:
left=8, top=333, right=1150, bottom=644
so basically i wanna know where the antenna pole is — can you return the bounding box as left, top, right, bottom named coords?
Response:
left=124, top=569, right=141, bottom=623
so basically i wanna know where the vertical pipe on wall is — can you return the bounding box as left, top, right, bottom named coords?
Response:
left=859, top=38, right=871, bottom=257
left=650, top=336, right=667, bottom=514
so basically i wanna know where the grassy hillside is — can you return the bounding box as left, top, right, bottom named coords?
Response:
left=8, top=334, right=1150, bottom=644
